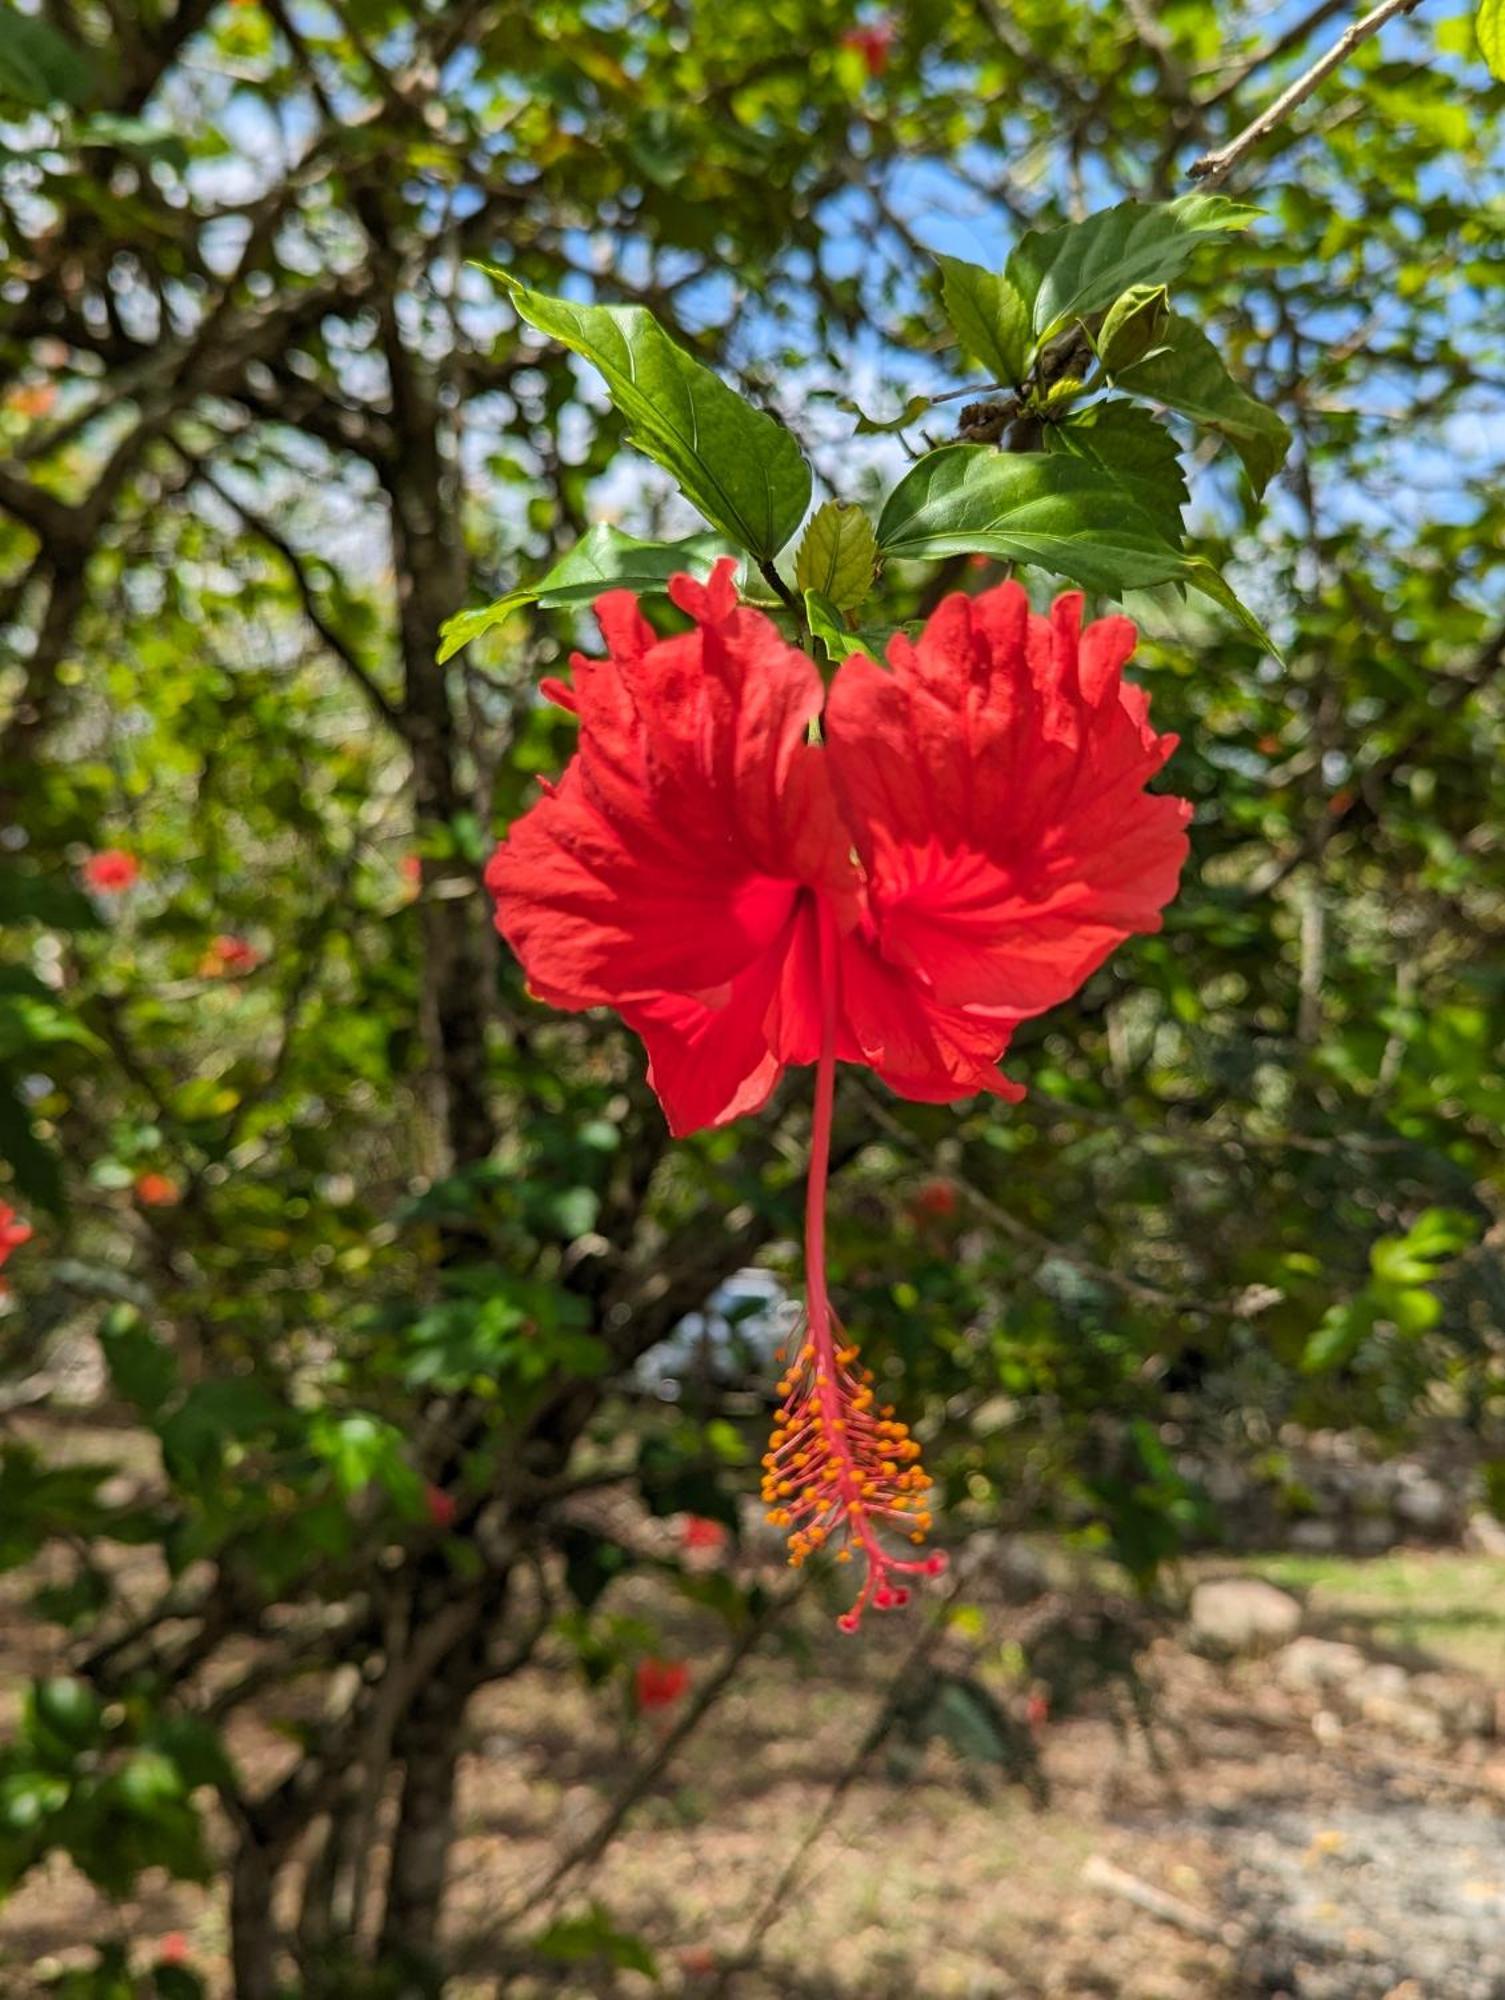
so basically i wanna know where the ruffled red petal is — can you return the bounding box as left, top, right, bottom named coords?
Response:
left=826, top=582, right=1190, bottom=1019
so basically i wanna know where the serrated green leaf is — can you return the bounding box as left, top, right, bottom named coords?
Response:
left=1479, top=0, right=1505, bottom=78
left=936, top=254, right=1031, bottom=383
left=438, top=525, right=736, bottom=662
left=793, top=501, right=877, bottom=611
left=479, top=267, right=811, bottom=559
left=1006, top=195, right=1259, bottom=340
left=1047, top=400, right=1188, bottom=547
left=1117, top=314, right=1291, bottom=497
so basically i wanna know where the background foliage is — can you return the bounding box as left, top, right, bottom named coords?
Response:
left=2, top=0, right=1504, bottom=1993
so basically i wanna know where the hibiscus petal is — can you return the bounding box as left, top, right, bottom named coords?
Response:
left=826, top=582, right=1190, bottom=1017
left=621, top=932, right=793, bottom=1136
left=839, top=928, right=1025, bottom=1105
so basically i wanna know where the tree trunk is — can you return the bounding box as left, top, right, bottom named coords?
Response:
left=229, top=1836, right=284, bottom=2000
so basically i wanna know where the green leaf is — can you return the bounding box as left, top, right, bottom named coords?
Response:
left=1479, top=0, right=1505, bottom=79
left=99, top=1313, right=179, bottom=1420
left=480, top=267, right=811, bottom=558
left=803, top=590, right=875, bottom=663
left=792, top=501, right=877, bottom=612
left=0, top=1072, right=65, bottom=1215
left=532, top=1906, right=658, bottom=1979
left=936, top=254, right=1031, bottom=384
left=437, top=525, right=737, bottom=662
left=1094, top=283, right=1172, bottom=373
left=0, top=870, right=102, bottom=930
left=1005, top=195, right=1259, bottom=340
left=877, top=446, right=1274, bottom=650
left=1116, top=314, right=1292, bottom=497
left=832, top=391, right=934, bottom=435
left=1047, top=400, right=1189, bottom=548
left=876, top=444, right=1185, bottom=590
left=0, top=9, right=94, bottom=110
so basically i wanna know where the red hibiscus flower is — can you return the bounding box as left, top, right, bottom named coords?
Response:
left=487, top=561, right=1189, bottom=1626
left=199, top=934, right=261, bottom=978
left=909, top=1177, right=959, bottom=1223
left=680, top=1514, right=729, bottom=1553
left=134, top=1172, right=180, bottom=1208
left=82, top=849, right=140, bottom=893
left=634, top=1657, right=690, bottom=1711
left=842, top=20, right=895, bottom=77
left=0, top=1203, right=32, bottom=1294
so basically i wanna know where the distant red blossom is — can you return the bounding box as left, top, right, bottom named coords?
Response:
left=82, top=849, right=140, bottom=893
left=134, top=1172, right=181, bottom=1208
left=156, top=1934, right=189, bottom=1966
left=0, top=1204, right=32, bottom=1294
left=488, top=562, right=1189, bottom=1628
left=424, top=1484, right=458, bottom=1530
left=910, top=1178, right=959, bottom=1222
left=679, top=1514, right=729, bottom=1553
left=634, top=1657, right=690, bottom=1711
left=199, top=934, right=261, bottom=978
left=401, top=854, right=423, bottom=887
left=842, top=20, right=895, bottom=76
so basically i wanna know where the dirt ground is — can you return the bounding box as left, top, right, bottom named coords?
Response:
left=3, top=1540, right=1505, bottom=1999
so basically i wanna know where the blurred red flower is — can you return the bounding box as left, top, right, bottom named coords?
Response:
left=488, top=561, right=1188, bottom=1626
left=0, top=1204, right=32, bottom=1294
left=842, top=20, right=895, bottom=76
left=424, top=1484, right=458, bottom=1530
left=910, top=1178, right=959, bottom=1222
left=134, top=1172, right=180, bottom=1208
left=157, top=1934, right=189, bottom=1966
left=82, top=849, right=140, bottom=893
left=634, top=1657, right=690, bottom=1711
left=401, top=854, right=423, bottom=886
left=680, top=1514, right=729, bottom=1553
left=199, top=934, right=261, bottom=978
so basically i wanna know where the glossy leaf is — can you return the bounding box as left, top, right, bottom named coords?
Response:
left=437, top=526, right=737, bottom=662
left=480, top=267, right=811, bottom=559
left=936, top=254, right=1031, bottom=383
left=1116, top=313, right=1292, bottom=497
left=1005, top=195, right=1258, bottom=339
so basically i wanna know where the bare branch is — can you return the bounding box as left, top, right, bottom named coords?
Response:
left=1189, top=0, right=1426, bottom=186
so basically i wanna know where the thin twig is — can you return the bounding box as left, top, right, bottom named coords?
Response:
left=1188, top=0, right=1425, bottom=185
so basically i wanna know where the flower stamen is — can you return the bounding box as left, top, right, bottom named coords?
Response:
left=760, top=898, right=946, bottom=1629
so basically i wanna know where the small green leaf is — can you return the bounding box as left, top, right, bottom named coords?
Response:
left=1005, top=195, right=1259, bottom=340
left=832, top=391, right=933, bottom=435
left=0, top=1073, right=64, bottom=1215
left=936, top=254, right=1031, bottom=383
left=479, top=267, right=811, bottom=559
left=99, top=1312, right=180, bottom=1420
left=1094, top=283, right=1172, bottom=373
left=792, top=501, right=877, bottom=612
left=531, top=1906, right=657, bottom=1979
left=1479, top=0, right=1505, bottom=78
left=438, top=526, right=736, bottom=662
left=1116, top=314, right=1292, bottom=497
left=803, top=590, right=875, bottom=663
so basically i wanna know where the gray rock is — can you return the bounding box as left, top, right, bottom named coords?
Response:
left=1276, top=1636, right=1366, bottom=1695
left=1189, top=1577, right=1302, bottom=1655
